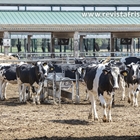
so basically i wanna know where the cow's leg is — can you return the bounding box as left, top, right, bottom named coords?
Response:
left=88, top=92, right=98, bottom=121
left=120, top=77, right=126, bottom=101
left=2, top=82, right=8, bottom=100
left=134, top=85, right=140, bottom=107
left=18, top=84, right=23, bottom=102
left=99, top=93, right=107, bottom=122
left=31, top=87, right=36, bottom=105
left=128, top=85, right=134, bottom=105
left=22, top=85, right=27, bottom=103
left=26, top=86, right=31, bottom=101
left=108, top=92, right=114, bottom=122
left=36, top=83, right=43, bottom=105
left=85, top=88, right=89, bottom=101
left=0, top=80, right=3, bottom=100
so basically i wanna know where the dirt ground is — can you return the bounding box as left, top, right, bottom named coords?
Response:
left=0, top=82, right=140, bottom=140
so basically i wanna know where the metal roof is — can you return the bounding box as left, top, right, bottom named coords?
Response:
left=0, top=0, right=140, bottom=5
left=0, top=11, right=140, bottom=32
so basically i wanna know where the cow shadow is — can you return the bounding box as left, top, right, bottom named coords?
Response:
left=27, top=136, right=140, bottom=140
left=49, top=119, right=89, bottom=125
left=0, top=97, right=30, bottom=106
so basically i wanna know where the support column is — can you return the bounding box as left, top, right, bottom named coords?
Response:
left=50, top=33, right=55, bottom=58
left=93, top=38, right=95, bottom=57
left=110, top=33, right=114, bottom=57
left=130, top=38, right=134, bottom=56
left=3, top=32, right=11, bottom=56
left=73, top=31, right=79, bottom=58
left=80, top=35, right=84, bottom=57
left=138, top=38, right=140, bottom=53
left=27, top=35, right=32, bottom=53
left=24, top=38, right=27, bottom=53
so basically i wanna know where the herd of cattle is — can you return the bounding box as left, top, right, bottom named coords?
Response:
left=0, top=56, right=140, bottom=122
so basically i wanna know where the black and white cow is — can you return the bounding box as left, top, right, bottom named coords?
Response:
left=107, top=61, right=127, bottom=101
left=16, top=62, right=53, bottom=104
left=79, top=63, right=121, bottom=122
left=0, top=63, right=17, bottom=100
left=120, top=56, right=140, bottom=106
left=121, top=63, right=140, bottom=107
left=0, top=62, right=31, bottom=101
left=120, top=56, right=140, bottom=65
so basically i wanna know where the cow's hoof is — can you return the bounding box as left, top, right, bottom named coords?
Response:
left=94, top=117, right=98, bottom=121
left=54, top=102, right=58, bottom=105
left=37, top=102, right=40, bottom=105
left=134, top=104, right=138, bottom=107
left=88, top=114, right=92, bottom=119
left=102, top=115, right=107, bottom=122
left=128, top=99, right=131, bottom=103
left=1, top=98, right=6, bottom=101
left=108, top=118, right=112, bottom=122
left=121, top=98, right=125, bottom=101
left=23, top=101, right=27, bottom=104
left=32, top=102, right=36, bottom=105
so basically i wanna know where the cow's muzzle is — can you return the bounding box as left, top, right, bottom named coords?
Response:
left=113, top=86, right=119, bottom=90
left=132, top=76, right=136, bottom=80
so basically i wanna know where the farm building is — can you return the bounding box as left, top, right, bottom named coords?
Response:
left=0, top=0, right=140, bottom=58
left=0, top=1, right=140, bottom=140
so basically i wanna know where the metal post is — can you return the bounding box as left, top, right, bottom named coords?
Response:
left=138, top=38, right=140, bottom=53
left=50, top=33, right=55, bottom=58
left=27, top=35, right=31, bottom=53
left=3, top=32, right=10, bottom=56
left=110, top=33, right=114, bottom=57
left=130, top=38, right=134, bottom=56
left=60, top=44, right=62, bottom=58
left=75, top=70, right=80, bottom=103
left=73, top=31, right=79, bottom=58
left=80, top=35, right=84, bottom=57
left=93, top=38, right=95, bottom=57
left=53, top=71, right=57, bottom=104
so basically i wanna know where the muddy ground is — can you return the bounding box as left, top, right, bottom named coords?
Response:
left=0, top=82, right=140, bottom=140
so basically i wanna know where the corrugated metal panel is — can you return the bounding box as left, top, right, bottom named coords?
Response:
left=0, top=11, right=140, bottom=32
left=0, top=11, right=140, bottom=25
left=0, top=0, right=140, bottom=5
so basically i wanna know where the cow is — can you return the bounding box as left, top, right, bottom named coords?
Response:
left=121, top=63, right=140, bottom=107
left=16, top=61, right=54, bottom=104
left=79, top=63, right=121, bottom=122
left=107, top=61, right=127, bottom=101
left=0, top=62, right=31, bottom=101
left=0, top=64, right=17, bottom=100
left=120, top=56, right=140, bottom=65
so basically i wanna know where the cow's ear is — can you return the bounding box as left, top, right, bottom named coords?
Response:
left=43, top=62, right=47, bottom=66
left=103, top=69, right=110, bottom=75
left=50, top=67, right=54, bottom=71
left=126, top=64, right=132, bottom=69
left=120, top=70, right=128, bottom=76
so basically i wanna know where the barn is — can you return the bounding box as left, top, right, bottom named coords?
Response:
left=0, top=1, right=140, bottom=140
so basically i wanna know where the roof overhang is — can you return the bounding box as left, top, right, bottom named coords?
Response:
left=1, top=24, right=140, bottom=32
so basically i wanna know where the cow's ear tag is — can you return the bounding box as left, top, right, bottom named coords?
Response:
left=50, top=68, right=54, bottom=70
left=123, top=72, right=127, bottom=76
left=104, top=71, right=107, bottom=75
left=43, top=63, right=47, bottom=66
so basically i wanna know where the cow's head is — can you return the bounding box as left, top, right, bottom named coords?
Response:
left=102, top=66, right=120, bottom=90
left=42, top=62, right=54, bottom=77
left=33, top=62, right=45, bottom=82
left=126, top=63, right=140, bottom=80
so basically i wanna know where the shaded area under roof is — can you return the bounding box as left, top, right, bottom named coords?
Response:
left=0, top=0, right=140, bottom=5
